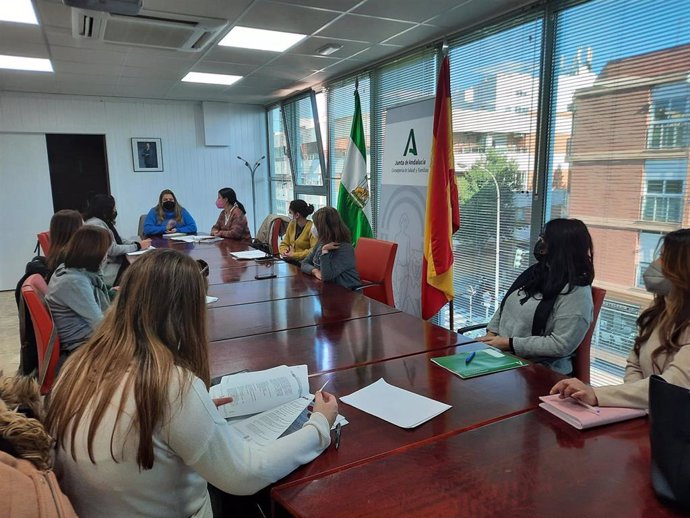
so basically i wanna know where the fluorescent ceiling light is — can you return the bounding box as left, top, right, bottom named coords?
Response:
left=316, top=43, right=343, bottom=56
left=0, top=55, right=52, bottom=72
left=219, top=26, right=306, bottom=52
left=0, top=0, right=38, bottom=25
left=182, top=72, right=242, bottom=86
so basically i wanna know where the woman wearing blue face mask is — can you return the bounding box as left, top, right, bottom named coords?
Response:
left=301, top=207, right=361, bottom=290
left=279, top=200, right=317, bottom=261
left=143, top=189, right=197, bottom=236
left=476, top=218, right=595, bottom=375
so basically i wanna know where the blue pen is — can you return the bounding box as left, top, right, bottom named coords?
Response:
left=465, top=351, right=476, bottom=365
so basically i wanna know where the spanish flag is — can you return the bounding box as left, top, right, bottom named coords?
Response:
left=421, top=55, right=460, bottom=320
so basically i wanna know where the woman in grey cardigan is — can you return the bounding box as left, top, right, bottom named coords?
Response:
left=46, top=226, right=112, bottom=354
left=301, top=207, right=361, bottom=290
left=84, top=194, right=151, bottom=286
left=477, top=218, right=595, bottom=375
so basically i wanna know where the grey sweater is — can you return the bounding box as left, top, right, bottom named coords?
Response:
left=487, top=284, right=593, bottom=375
left=46, top=264, right=111, bottom=350
left=84, top=217, right=138, bottom=286
left=301, top=242, right=361, bottom=290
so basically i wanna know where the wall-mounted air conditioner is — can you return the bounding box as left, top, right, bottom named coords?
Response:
left=71, top=8, right=228, bottom=52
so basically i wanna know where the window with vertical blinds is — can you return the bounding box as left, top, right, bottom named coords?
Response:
left=371, top=50, right=437, bottom=231
left=545, top=0, right=690, bottom=385
left=441, top=16, right=543, bottom=330
left=267, top=105, right=293, bottom=216
left=327, top=76, right=371, bottom=204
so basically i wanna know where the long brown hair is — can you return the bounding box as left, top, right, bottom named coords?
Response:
left=634, top=229, right=690, bottom=367
left=46, top=249, right=210, bottom=470
left=156, top=189, right=183, bottom=224
left=63, top=226, right=111, bottom=272
left=312, top=207, right=351, bottom=244
left=47, top=210, right=83, bottom=270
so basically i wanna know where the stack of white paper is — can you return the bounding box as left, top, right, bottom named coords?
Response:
left=230, top=250, right=270, bottom=260
left=340, top=378, right=451, bottom=428
left=126, top=246, right=156, bottom=256
left=170, top=235, right=223, bottom=243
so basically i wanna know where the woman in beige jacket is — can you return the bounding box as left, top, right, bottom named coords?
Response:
left=551, top=228, right=690, bottom=409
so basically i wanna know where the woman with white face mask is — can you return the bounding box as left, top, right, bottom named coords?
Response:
left=300, top=207, right=361, bottom=290
left=279, top=200, right=317, bottom=261
left=46, top=226, right=112, bottom=360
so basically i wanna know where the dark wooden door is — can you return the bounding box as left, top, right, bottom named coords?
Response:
left=45, top=134, right=110, bottom=211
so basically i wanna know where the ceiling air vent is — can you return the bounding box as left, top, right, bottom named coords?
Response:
left=70, top=8, right=228, bottom=52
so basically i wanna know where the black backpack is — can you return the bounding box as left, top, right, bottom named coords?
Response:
left=14, top=257, right=51, bottom=376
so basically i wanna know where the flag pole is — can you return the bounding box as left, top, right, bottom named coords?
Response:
left=448, top=299, right=454, bottom=331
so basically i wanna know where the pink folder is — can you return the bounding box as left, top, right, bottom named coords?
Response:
left=539, top=394, right=647, bottom=430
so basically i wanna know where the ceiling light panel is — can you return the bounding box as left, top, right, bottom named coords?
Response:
left=219, top=26, right=306, bottom=52
left=0, top=0, right=38, bottom=25
left=0, top=55, right=52, bottom=72
left=182, top=71, right=242, bottom=85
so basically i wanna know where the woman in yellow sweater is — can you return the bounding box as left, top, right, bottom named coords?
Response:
left=279, top=200, right=317, bottom=261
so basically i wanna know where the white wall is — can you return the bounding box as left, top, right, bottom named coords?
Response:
left=0, top=92, right=269, bottom=289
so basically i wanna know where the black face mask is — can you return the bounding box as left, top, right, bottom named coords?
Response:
left=162, top=201, right=175, bottom=211
left=533, top=237, right=548, bottom=262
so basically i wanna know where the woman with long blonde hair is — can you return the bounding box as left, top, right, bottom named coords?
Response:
left=47, top=249, right=337, bottom=517
left=142, top=189, right=197, bottom=236
left=551, top=228, right=690, bottom=408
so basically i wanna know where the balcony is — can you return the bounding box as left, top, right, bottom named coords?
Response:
left=647, top=121, right=690, bottom=149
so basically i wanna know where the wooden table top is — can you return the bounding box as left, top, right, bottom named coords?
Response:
left=272, top=353, right=562, bottom=488
left=207, top=310, right=474, bottom=377
left=273, top=411, right=683, bottom=518
left=206, top=274, right=321, bottom=308
left=207, top=288, right=400, bottom=342
left=206, top=260, right=299, bottom=285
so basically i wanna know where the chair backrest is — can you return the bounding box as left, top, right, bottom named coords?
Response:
left=269, top=218, right=283, bottom=255
left=36, top=232, right=50, bottom=256
left=21, top=274, right=60, bottom=395
left=354, top=237, right=398, bottom=307
left=137, top=214, right=147, bottom=238
left=572, top=286, right=606, bottom=384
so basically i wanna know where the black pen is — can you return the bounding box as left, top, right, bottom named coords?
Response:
left=335, top=422, right=342, bottom=450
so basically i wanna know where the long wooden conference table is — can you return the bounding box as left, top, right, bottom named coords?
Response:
left=146, top=236, right=678, bottom=518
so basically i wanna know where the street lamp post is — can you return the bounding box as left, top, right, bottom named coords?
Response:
left=459, top=163, right=501, bottom=311
left=237, top=155, right=266, bottom=236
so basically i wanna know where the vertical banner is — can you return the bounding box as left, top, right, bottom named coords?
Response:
left=378, top=98, right=434, bottom=317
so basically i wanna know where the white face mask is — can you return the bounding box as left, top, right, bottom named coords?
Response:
left=310, top=225, right=318, bottom=239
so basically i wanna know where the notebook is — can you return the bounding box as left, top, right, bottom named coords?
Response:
left=538, top=394, right=647, bottom=430
left=431, top=348, right=528, bottom=379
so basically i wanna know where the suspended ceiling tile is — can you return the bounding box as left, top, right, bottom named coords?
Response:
left=427, top=0, right=530, bottom=29
left=142, top=0, right=254, bottom=20
left=204, top=47, right=277, bottom=66
left=49, top=45, right=128, bottom=66
left=35, top=0, right=73, bottom=30
left=382, top=24, right=445, bottom=47
left=269, top=53, right=340, bottom=72
left=273, top=0, right=362, bottom=11
left=237, top=1, right=341, bottom=35
left=353, top=0, right=464, bottom=23
left=348, top=44, right=403, bottom=62
left=191, top=61, right=260, bottom=77
left=316, top=14, right=415, bottom=43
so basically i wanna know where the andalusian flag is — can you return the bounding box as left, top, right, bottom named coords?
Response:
left=421, top=56, right=460, bottom=320
left=337, top=86, right=373, bottom=245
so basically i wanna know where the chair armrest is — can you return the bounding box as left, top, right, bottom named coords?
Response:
left=457, top=323, right=489, bottom=334
left=355, top=281, right=383, bottom=292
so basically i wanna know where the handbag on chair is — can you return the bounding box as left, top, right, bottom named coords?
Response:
left=649, top=374, right=690, bottom=511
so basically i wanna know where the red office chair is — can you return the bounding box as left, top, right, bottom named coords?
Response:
left=354, top=237, right=398, bottom=307
left=21, top=274, right=60, bottom=395
left=36, top=231, right=51, bottom=256
left=269, top=218, right=284, bottom=255
left=572, top=286, right=606, bottom=384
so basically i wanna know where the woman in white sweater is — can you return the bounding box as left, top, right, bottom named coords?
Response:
left=46, top=249, right=337, bottom=518
left=551, top=228, right=690, bottom=409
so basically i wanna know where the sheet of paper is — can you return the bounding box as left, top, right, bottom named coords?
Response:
left=170, top=235, right=222, bottom=243
left=230, top=249, right=270, bottom=260
left=161, top=232, right=187, bottom=238
left=229, top=396, right=313, bottom=447
left=205, top=295, right=219, bottom=304
left=210, top=365, right=309, bottom=419
left=340, top=378, right=451, bottom=429
left=126, top=246, right=156, bottom=256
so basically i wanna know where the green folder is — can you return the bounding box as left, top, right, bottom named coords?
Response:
left=431, top=349, right=528, bottom=379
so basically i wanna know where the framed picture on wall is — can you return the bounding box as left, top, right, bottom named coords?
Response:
left=131, top=137, right=163, bottom=172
